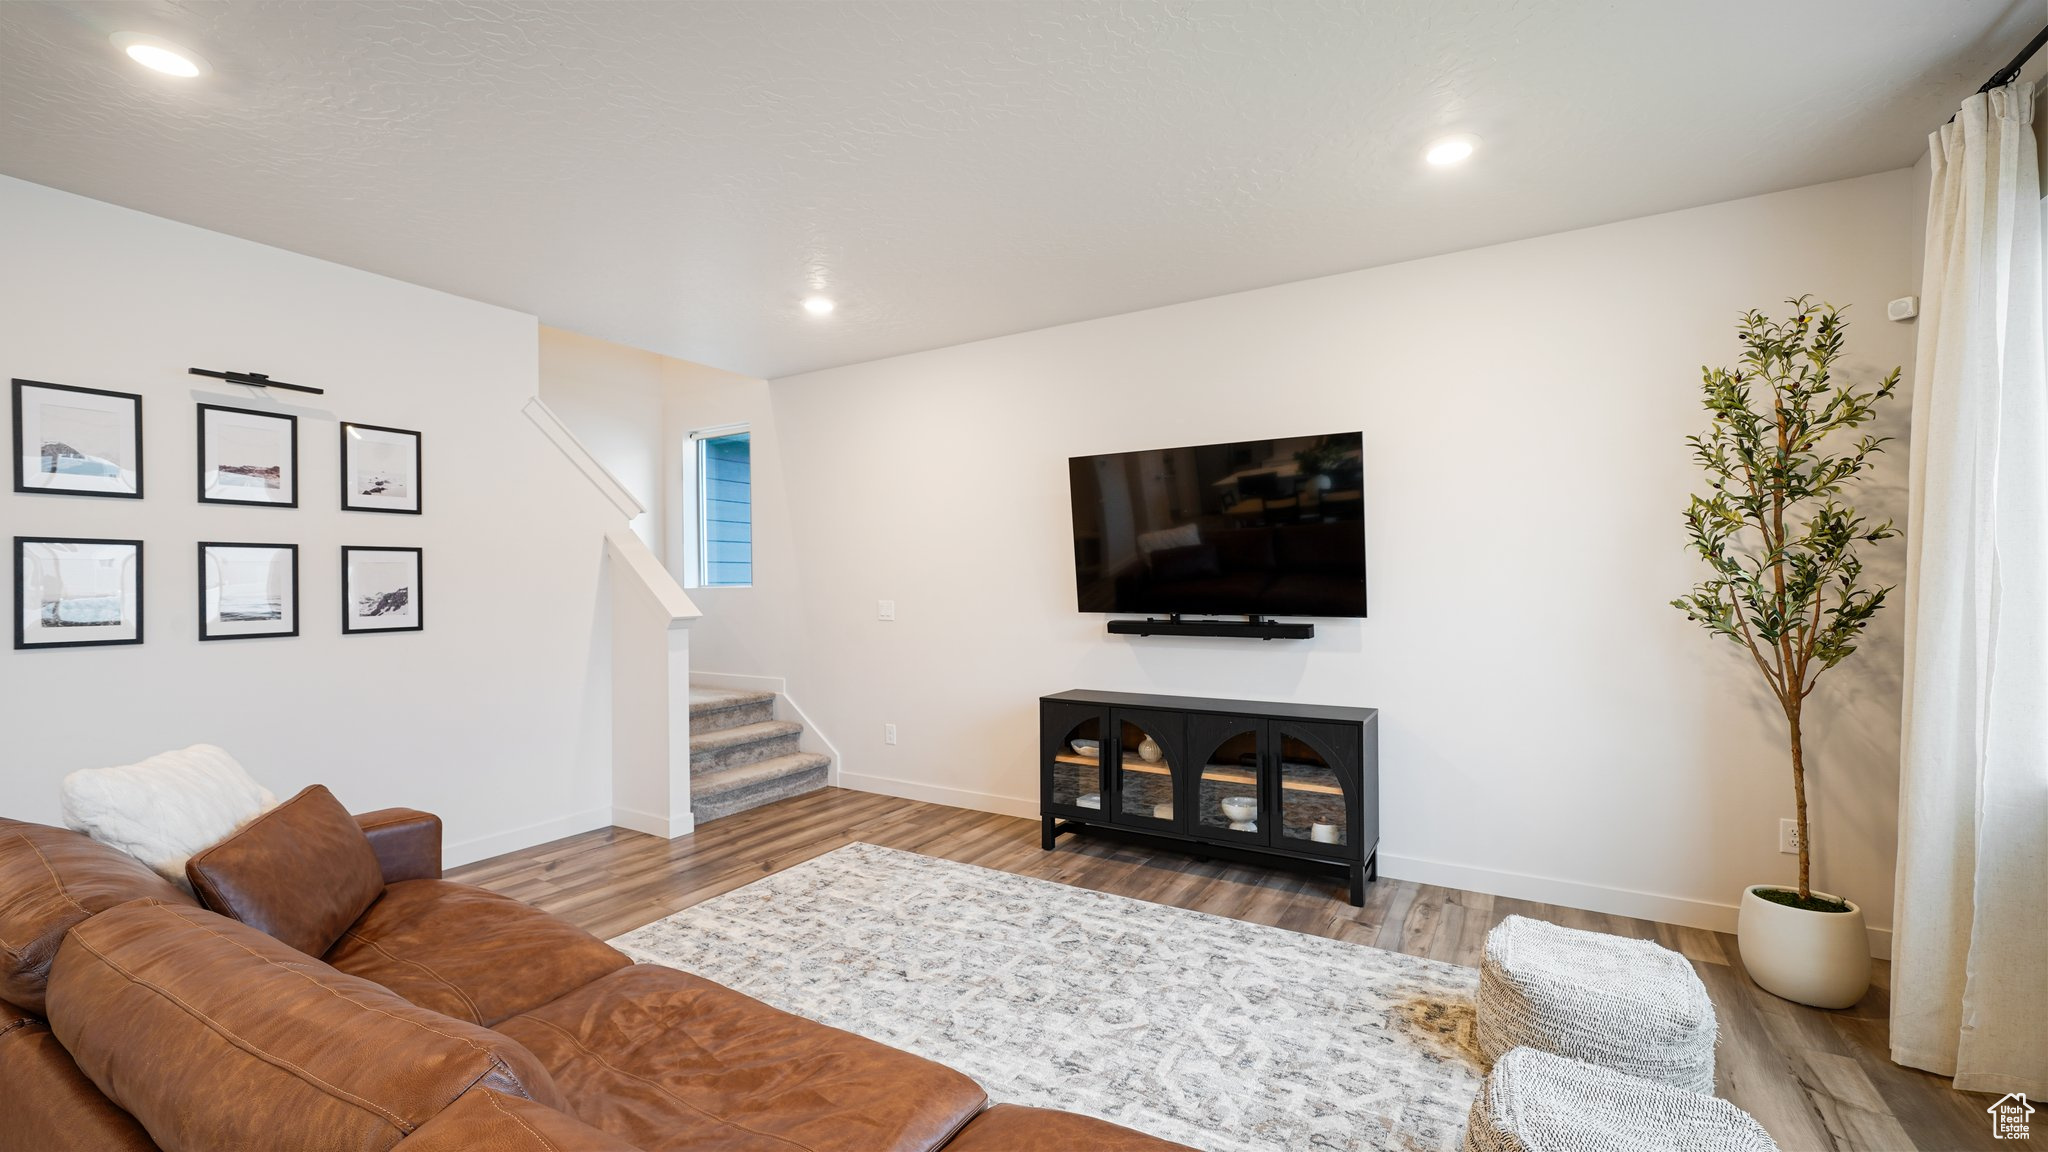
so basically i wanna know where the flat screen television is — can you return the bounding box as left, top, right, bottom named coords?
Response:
left=1068, top=432, right=1366, bottom=618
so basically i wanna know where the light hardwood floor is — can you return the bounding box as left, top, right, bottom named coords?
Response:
left=449, top=787, right=1997, bottom=1152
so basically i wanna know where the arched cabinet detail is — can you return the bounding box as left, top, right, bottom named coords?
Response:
left=1041, top=690, right=1379, bottom=904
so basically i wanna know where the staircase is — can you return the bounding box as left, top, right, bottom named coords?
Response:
left=688, top=687, right=831, bottom=823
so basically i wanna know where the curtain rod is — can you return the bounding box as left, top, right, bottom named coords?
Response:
left=1977, top=24, right=2048, bottom=94
left=1943, top=24, right=2048, bottom=125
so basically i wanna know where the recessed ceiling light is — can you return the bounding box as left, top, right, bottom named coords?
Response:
left=1424, top=135, right=1478, bottom=167
left=802, top=296, right=836, bottom=317
left=111, top=33, right=209, bottom=78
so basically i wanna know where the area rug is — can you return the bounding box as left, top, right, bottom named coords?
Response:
left=610, top=843, right=1481, bottom=1150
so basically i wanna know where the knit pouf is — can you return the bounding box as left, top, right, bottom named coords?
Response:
left=1476, top=915, right=1716, bottom=1093
left=1463, top=1047, right=1777, bottom=1152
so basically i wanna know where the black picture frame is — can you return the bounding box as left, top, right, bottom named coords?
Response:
left=339, top=421, right=422, bottom=514
left=197, top=542, right=300, bottom=641
left=11, top=379, right=144, bottom=499
left=341, top=546, right=423, bottom=634
left=13, top=536, right=145, bottom=650
left=197, top=403, right=298, bottom=507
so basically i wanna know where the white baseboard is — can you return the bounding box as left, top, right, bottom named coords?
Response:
left=837, top=771, right=1039, bottom=820
left=1377, top=851, right=1893, bottom=960
left=828, top=777, right=1894, bottom=961
left=445, top=805, right=613, bottom=868
left=610, top=805, right=695, bottom=840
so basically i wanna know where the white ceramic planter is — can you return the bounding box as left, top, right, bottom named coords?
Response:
left=1736, top=884, right=1871, bottom=1009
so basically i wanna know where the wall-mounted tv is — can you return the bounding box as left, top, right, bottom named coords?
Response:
left=1068, top=432, right=1366, bottom=619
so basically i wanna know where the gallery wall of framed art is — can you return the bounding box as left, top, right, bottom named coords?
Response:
left=2, top=175, right=644, bottom=865
left=9, top=376, right=432, bottom=648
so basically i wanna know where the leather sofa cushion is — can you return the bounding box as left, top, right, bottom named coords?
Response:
left=49, top=900, right=562, bottom=1152
left=941, top=1104, right=1199, bottom=1151
left=355, top=808, right=444, bottom=884
left=497, top=963, right=987, bottom=1152
left=325, top=879, right=630, bottom=1027
left=186, top=784, right=386, bottom=956
left=392, top=1089, right=644, bottom=1151
left=0, top=999, right=161, bottom=1152
left=0, top=818, right=195, bottom=1016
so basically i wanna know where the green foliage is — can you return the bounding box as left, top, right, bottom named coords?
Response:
left=1673, top=298, right=1900, bottom=710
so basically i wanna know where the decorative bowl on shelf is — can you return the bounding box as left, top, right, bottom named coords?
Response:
left=1069, top=739, right=1100, bottom=757
left=1220, top=796, right=1257, bottom=831
left=1076, top=793, right=1101, bottom=810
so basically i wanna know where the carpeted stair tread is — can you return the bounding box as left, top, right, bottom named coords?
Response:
left=695, top=751, right=830, bottom=793
left=686, top=684, right=829, bottom=822
left=690, top=720, right=805, bottom=773
left=688, top=687, right=777, bottom=715
left=690, top=719, right=803, bottom=753
left=690, top=753, right=830, bottom=822
left=689, top=687, right=777, bottom=735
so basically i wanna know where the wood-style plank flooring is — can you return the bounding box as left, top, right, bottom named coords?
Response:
left=449, top=787, right=1997, bottom=1152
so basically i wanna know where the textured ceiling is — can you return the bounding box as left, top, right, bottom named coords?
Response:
left=0, top=1, right=2035, bottom=378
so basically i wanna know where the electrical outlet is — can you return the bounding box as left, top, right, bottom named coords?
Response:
left=1779, top=819, right=1803, bottom=855
left=884, top=723, right=897, bottom=745
left=878, top=600, right=896, bottom=621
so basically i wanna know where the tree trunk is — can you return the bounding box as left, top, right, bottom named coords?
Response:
left=1788, top=703, right=1811, bottom=900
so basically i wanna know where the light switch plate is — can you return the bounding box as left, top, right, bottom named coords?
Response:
left=878, top=599, right=896, bottom=621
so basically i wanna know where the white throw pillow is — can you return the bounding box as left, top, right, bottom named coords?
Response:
left=61, top=745, right=277, bottom=893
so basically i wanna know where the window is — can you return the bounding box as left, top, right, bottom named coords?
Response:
left=694, top=429, right=752, bottom=586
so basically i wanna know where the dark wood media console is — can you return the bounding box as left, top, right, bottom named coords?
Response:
left=1039, top=689, right=1379, bottom=904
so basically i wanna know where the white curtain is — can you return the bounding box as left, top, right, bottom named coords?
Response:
left=1892, top=82, right=2048, bottom=1096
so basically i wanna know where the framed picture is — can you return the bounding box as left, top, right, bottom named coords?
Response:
left=14, top=537, right=143, bottom=649
left=340, top=422, right=421, bottom=514
left=12, top=379, right=143, bottom=498
left=198, top=404, right=297, bottom=507
left=198, top=542, right=298, bottom=641
left=342, top=546, right=422, bottom=634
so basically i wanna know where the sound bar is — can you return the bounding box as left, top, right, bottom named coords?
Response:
left=1106, top=616, right=1314, bottom=640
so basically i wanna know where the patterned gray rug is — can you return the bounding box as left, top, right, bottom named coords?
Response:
left=610, top=843, right=1482, bottom=1152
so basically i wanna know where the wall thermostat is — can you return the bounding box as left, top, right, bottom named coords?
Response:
left=1888, top=296, right=1919, bottom=321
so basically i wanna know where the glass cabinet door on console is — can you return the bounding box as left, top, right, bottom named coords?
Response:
left=1273, top=720, right=1360, bottom=858
left=1109, top=708, right=1183, bottom=833
left=1187, top=715, right=1268, bottom=846
left=1041, top=701, right=1108, bottom=817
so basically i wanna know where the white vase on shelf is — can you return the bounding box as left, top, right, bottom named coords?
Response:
left=1138, top=735, right=1163, bottom=763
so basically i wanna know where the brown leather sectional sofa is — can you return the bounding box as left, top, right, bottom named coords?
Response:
left=1, top=789, right=1194, bottom=1151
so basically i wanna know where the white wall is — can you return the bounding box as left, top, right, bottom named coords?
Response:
left=764, top=170, right=1919, bottom=945
left=537, top=328, right=808, bottom=681
left=0, top=177, right=626, bottom=865
left=660, top=361, right=809, bottom=681
left=538, top=326, right=666, bottom=551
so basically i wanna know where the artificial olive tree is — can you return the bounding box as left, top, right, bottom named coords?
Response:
left=1673, top=298, right=1900, bottom=905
